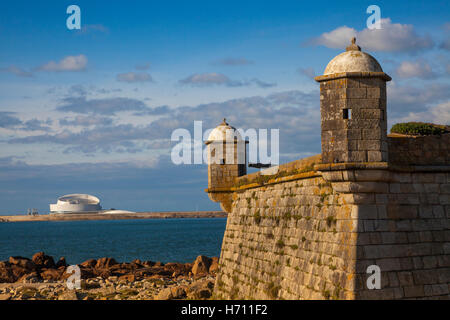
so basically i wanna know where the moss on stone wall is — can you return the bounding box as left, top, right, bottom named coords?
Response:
left=390, top=122, right=449, bottom=136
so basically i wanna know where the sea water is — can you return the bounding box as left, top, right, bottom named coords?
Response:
left=0, top=218, right=226, bottom=264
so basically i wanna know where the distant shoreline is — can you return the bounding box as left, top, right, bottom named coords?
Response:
left=0, top=211, right=226, bottom=223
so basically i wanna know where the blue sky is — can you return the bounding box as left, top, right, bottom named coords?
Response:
left=0, top=0, right=449, bottom=214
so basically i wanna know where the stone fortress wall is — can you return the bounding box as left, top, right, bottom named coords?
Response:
left=206, top=38, right=450, bottom=300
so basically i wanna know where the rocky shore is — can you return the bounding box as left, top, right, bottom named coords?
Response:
left=0, top=252, right=218, bottom=300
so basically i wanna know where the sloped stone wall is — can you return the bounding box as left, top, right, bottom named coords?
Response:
left=214, top=175, right=359, bottom=300
left=213, top=167, right=450, bottom=300
left=325, top=169, right=450, bottom=300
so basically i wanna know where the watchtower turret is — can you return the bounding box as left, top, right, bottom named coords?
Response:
left=314, top=37, right=391, bottom=163
left=205, top=119, right=247, bottom=190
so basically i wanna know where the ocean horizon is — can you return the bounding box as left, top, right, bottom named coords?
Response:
left=0, top=218, right=227, bottom=264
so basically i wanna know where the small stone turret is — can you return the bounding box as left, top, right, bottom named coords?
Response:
left=315, top=37, right=392, bottom=163
left=205, top=119, right=247, bottom=212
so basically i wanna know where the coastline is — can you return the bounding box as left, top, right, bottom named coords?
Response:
left=0, top=211, right=226, bottom=223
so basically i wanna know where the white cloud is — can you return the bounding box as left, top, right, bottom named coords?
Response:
left=116, top=72, right=153, bottom=83
left=310, top=18, right=433, bottom=53
left=297, top=67, right=316, bottom=79
left=179, top=72, right=276, bottom=88
left=39, top=55, right=87, bottom=72
left=395, top=101, right=450, bottom=125
left=387, top=82, right=450, bottom=118
left=395, top=60, right=435, bottom=79
left=179, top=72, right=231, bottom=86
left=0, top=65, right=33, bottom=77
left=310, top=26, right=356, bottom=49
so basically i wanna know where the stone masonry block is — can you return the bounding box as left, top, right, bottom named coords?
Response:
left=362, top=128, right=381, bottom=140
left=404, top=285, right=425, bottom=298
left=345, top=87, right=367, bottom=99
left=387, top=205, right=418, bottom=219
left=357, top=109, right=383, bottom=120
left=351, top=204, right=378, bottom=219
left=347, top=99, right=380, bottom=110
left=348, top=151, right=367, bottom=162
left=397, top=272, right=414, bottom=286
left=358, top=140, right=382, bottom=151
left=368, top=151, right=383, bottom=162
left=366, top=87, right=381, bottom=99
left=412, top=269, right=439, bottom=285
left=332, top=181, right=389, bottom=193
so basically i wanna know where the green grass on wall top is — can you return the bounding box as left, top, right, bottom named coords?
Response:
left=390, top=122, right=449, bottom=136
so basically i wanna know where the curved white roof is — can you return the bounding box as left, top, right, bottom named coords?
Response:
left=57, top=194, right=100, bottom=205
left=206, top=119, right=243, bottom=143
left=323, top=37, right=383, bottom=75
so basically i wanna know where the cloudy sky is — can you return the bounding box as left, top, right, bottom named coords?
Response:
left=0, top=0, right=449, bottom=214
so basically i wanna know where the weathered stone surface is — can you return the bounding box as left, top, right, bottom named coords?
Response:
left=17, top=272, right=40, bottom=283
left=209, top=257, right=219, bottom=273
left=80, top=259, right=97, bottom=268
left=95, top=257, right=118, bottom=269
left=58, top=290, right=79, bottom=300
left=0, top=293, right=11, bottom=300
left=9, top=257, right=35, bottom=271
left=187, top=279, right=214, bottom=299
left=192, top=256, right=212, bottom=276
left=154, top=287, right=173, bottom=300
left=32, top=252, right=55, bottom=269
left=212, top=169, right=450, bottom=300
left=56, top=257, right=67, bottom=268
left=207, top=40, right=449, bottom=300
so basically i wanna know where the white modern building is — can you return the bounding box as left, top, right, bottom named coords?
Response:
left=49, top=194, right=102, bottom=214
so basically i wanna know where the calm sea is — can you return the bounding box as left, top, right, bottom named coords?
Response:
left=0, top=218, right=227, bottom=265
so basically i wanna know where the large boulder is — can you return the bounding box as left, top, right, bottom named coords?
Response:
left=130, top=259, right=143, bottom=268
left=58, top=290, right=79, bottom=300
left=209, top=257, right=219, bottom=273
left=163, top=262, right=191, bottom=277
left=61, top=266, right=94, bottom=281
left=80, top=259, right=97, bottom=268
left=0, top=261, right=15, bottom=283
left=187, top=279, right=214, bottom=299
left=9, top=256, right=35, bottom=271
left=32, top=252, right=55, bottom=269
left=154, top=286, right=187, bottom=300
left=142, top=261, right=156, bottom=267
left=95, top=257, right=118, bottom=269
left=171, top=286, right=187, bottom=299
left=191, top=256, right=212, bottom=276
left=118, top=274, right=135, bottom=282
left=56, top=257, right=67, bottom=268
left=40, top=268, right=63, bottom=281
left=17, top=272, right=40, bottom=283
left=154, top=287, right=173, bottom=300
left=10, top=265, right=30, bottom=282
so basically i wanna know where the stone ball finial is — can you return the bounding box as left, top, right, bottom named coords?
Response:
left=346, top=37, right=361, bottom=51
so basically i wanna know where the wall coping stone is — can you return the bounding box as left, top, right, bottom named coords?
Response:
left=314, top=71, right=392, bottom=82
left=316, top=162, right=450, bottom=173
